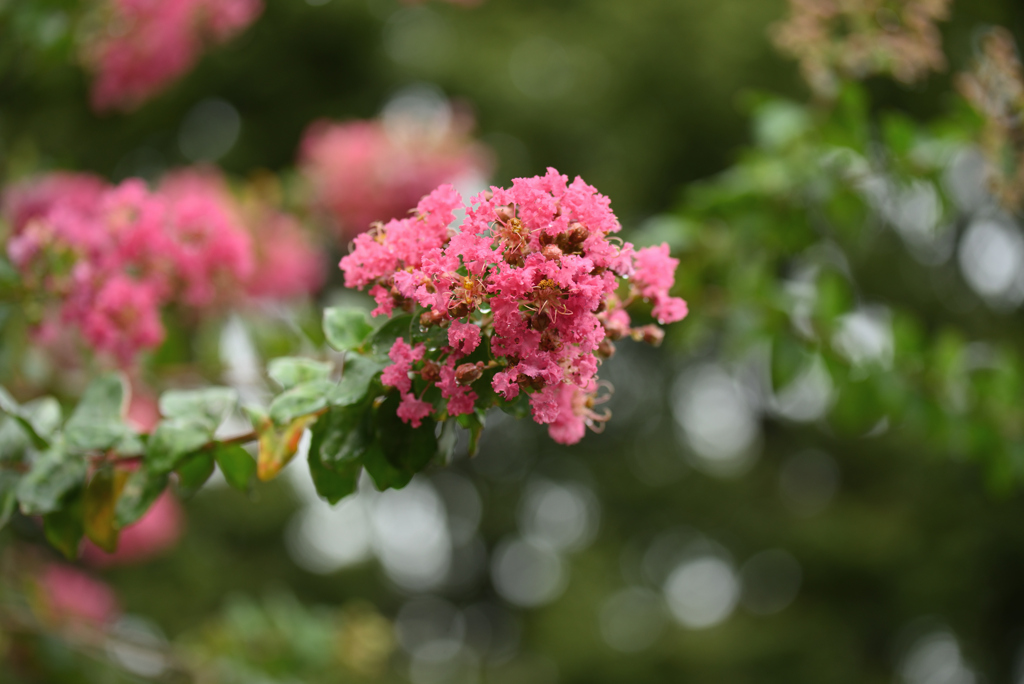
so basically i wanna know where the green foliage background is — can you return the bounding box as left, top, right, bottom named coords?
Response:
left=5, top=0, right=1024, bottom=682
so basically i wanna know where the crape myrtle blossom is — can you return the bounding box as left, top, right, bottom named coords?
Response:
left=299, top=112, right=492, bottom=239
left=84, top=0, right=263, bottom=112
left=3, top=169, right=322, bottom=366
left=340, top=168, right=687, bottom=445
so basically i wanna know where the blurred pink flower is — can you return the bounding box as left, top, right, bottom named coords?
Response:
left=84, top=0, right=263, bottom=112
left=81, top=491, right=185, bottom=567
left=243, top=209, right=324, bottom=300
left=299, top=114, right=491, bottom=238
left=38, top=564, right=120, bottom=626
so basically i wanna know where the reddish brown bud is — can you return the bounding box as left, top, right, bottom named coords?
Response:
left=495, top=204, right=514, bottom=222
left=567, top=223, right=589, bottom=244
left=530, top=312, right=551, bottom=331
left=594, top=300, right=607, bottom=314
left=420, top=309, right=445, bottom=327
left=455, top=362, right=485, bottom=386
left=597, top=337, right=616, bottom=358
left=449, top=302, right=473, bottom=319
left=637, top=324, right=665, bottom=347
left=542, top=244, right=562, bottom=260
left=539, top=231, right=557, bottom=246
left=517, top=373, right=546, bottom=391
left=420, top=360, right=441, bottom=383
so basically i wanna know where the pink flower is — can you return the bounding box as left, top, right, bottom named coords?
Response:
left=81, top=491, right=184, bottom=567
left=4, top=168, right=322, bottom=367
left=300, top=116, right=491, bottom=238
left=2, top=173, right=106, bottom=235
left=339, top=168, right=686, bottom=441
left=38, top=565, right=120, bottom=626
left=84, top=0, right=263, bottom=112
left=448, top=321, right=481, bottom=356
left=397, top=394, right=433, bottom=428
left=380, top=337, right=425, bottom=394
left=79, top=276, right=165, bottom=365
left=245, top=212, right=324, bottom=300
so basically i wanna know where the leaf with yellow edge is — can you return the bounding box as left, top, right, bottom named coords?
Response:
left=84, top=467, right=130, bottom=552
left=249, top=407, right=317, bottom=482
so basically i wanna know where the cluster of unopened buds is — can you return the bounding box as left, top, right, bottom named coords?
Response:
left=3, top=169, right=322, bottom=366
left=341, top=168, right=687, bottom=445
left=958, top=27, right=1024, bottom=211
left=771, top=0, right=950, bottom=97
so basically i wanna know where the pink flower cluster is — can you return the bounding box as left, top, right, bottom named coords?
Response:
left=340, top=169, right=687, bottom=444
left=84, top=0, right=263, bottom=112
left=299, top=116, right=491, bottom=239
left=4, top=169, right=322, bottom=365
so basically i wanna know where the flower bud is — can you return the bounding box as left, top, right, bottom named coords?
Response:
left=420, top=309, right=445, bottom=327
left=567, top=223, right=589, bottom=244
left=530, top=312, right=551, bottom=331
left=455, top=362, right=484, bottom=386
left=637, top=324, right=664, bottom=346
left=597, top=337, right=616, bottom=358
left=420, top=360, right=441, bottom=383
left=495, top=204, right=514, bottom=222
left=542, top=244, right=562, bottom=260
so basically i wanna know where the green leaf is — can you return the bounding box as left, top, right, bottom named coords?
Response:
left=363, top=394, right=437, bottom=491
left=269, top=379, right=335, bottom=425
left=362, top=442, right=414, bottom=491
left=333, top=353, right=387, bottom=407
left=176, top=451, right=216, bottom=497
left=0, top=417, right=31, bottom=462
left=159, top=387, right=237, bottom=435
left=307, top=416, right=361, bottom=504
left=316, top=405, right=370, bottom=468
left=64, top=373, right=131, bottom=452
left=323, top=307, right=374, bottom=352
left=267, top=357, right=333, bottom=390
left=44, top=502, right=84, bottom=560
left=368, top=314, right=414, bottom=355
left=457, top=410, right=485, bottom=457
left=115, top=467, right=169, bottom=528
left=0, top=471, right=20, bottom=530
left=436, top=420, right=458, bottom=466
left=21, top=397, right=62, bottom=440
left=83, top=468, right=128, bottom=553
left=16, top=448, right=87, bottom=515
left=213, top=443, right=256, bottom=491
left=0, top=387, right=55, bottom=450
left=146, top=419, right=211, bottom=473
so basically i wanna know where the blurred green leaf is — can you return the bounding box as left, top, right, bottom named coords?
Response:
left=0, top=386, right=55, bottom=450
left=269, top=379, right=335, bottom=424
left=160, top=387, right=237, bottom=435
left=63, top=373, right=140, bottom=453
left=333, top=353, right=386, bottom=407
left=115, top=466, right=169, bottom=528
left=44, top=501, right=83, bottom=560
left=323, top=307, right=374, bottom=352
left=214, top=443, right=256, bottom=491
left=176, top=450, right=216, bottom=496
left=0, top=471, right=20, bottom=530
left=267, top=357, right=333, bottom=390
left=146, top=419, right=211, bottom=473
left=16, top=448, right=86, bottom=515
